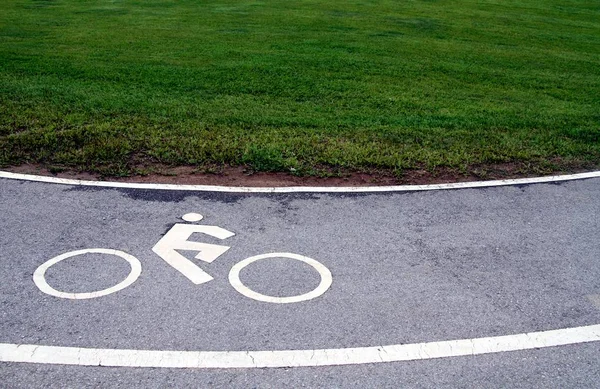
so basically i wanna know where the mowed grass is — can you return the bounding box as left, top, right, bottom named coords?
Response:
left=1, top=0, right=599, bottom=177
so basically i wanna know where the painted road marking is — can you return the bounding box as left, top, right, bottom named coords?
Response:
left=1, top=171, right=599, bottom=193
left=228, top=253, right=333, bottom=304
left=588, top=295, right=600, bottom=310
left=152, top=223, right=235, bottom=284
left=1, top=324, right=599, bottom=369
left=30, top=214, right=333, bottom=302
left=33, top=249, right=142, bottom=300
left=182, top=213, right=204, bottom=222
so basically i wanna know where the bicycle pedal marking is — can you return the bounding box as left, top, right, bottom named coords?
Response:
left=32, top=213, right=333, bottom=303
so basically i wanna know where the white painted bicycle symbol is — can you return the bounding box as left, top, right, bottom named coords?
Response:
left=33, top=213, right=332, bottom=304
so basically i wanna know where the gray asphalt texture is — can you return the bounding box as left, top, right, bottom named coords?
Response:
left=1, top=177, right=599, bottom=388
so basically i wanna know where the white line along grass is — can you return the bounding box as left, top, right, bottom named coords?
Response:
left=1, top=324, right=599, bottom=369
left=1, top=171, right=600, bottom=193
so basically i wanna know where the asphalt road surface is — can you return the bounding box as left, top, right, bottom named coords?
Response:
left=1, top=176, right=599, bottom=388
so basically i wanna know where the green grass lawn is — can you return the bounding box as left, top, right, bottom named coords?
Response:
left=1, top=0, right=599, bottom=177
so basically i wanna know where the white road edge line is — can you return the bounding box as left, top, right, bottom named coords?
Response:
left=2, top=324, right=599, bottom=369
left=1, top=170, right=600, bottom=193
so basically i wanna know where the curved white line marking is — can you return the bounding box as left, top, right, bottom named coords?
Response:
left=228, top=253, right=333, bottom=303
left=1, top=171, right=599, bottom=193
left=1, top=324, right=599, bottom=368
left=33, top=249, right=142, bottom=300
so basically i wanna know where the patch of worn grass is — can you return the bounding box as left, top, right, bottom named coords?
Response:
left=1, top=0, right=599, bottom=176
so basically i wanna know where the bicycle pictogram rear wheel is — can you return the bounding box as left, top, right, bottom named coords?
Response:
left=33, top=248, right=142, bottom=300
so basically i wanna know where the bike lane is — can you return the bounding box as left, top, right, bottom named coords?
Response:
left=1, top=176, right=600, bottom=386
